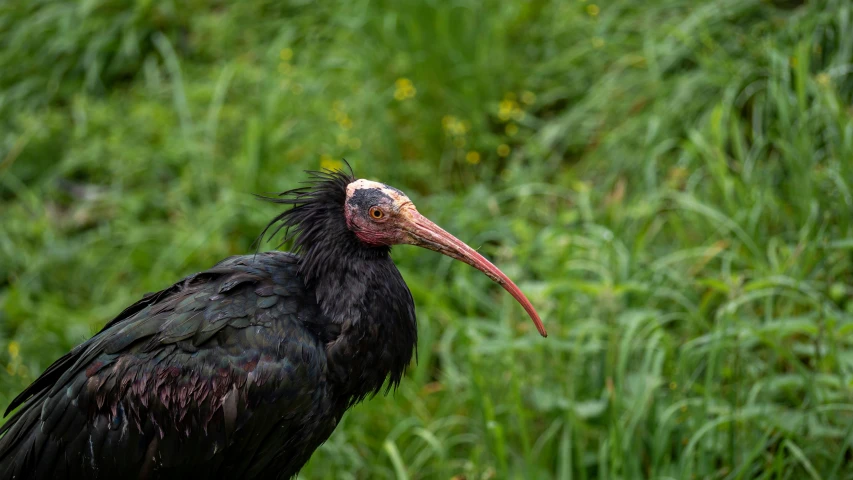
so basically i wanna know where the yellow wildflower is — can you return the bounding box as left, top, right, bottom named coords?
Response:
left=320, top=154, right=343, bottom=171
left=498, top=100, right=517, bottom=122
left=334, top=109, right=353, bottom=130
left=586, top=4, right=600, bottom=16
left=497, top=144, right=511, bottom=157
left=441, top=115, right=468, bottom=136
left=8, top=341, right=19, bottom=358
left=572, top=180, right=591, bottom=193
left=505, top=123, right=519, bottom=136
left=465, top=151, right=481, bottom=164
left=394, top=78, right=417, bottom=101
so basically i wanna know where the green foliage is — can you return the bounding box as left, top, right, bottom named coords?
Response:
left=2, top=0, right=853, bottom=478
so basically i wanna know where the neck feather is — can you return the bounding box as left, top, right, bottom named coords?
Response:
left=260, top=168, right=417, bottom=403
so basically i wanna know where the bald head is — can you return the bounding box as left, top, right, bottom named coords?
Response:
left=346, top=179, right=410, bottom=208
left=343, top=179, right=416, bottom=246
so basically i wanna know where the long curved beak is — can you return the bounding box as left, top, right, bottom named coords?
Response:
left=403, top=209, right=547, bottom=337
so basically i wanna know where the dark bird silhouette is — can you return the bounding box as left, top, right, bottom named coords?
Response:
left=0, top=167, right=546, bottom=479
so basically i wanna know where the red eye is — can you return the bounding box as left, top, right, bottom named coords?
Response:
left=369, top=207, right=384, bottom=220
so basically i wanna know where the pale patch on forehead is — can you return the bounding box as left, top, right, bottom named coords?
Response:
left=346, top=179, right=410, bottom=203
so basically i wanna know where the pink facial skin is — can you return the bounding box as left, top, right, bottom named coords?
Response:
left=344, top=179, right=414, bottom=247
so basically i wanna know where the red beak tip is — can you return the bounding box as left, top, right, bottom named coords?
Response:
left=408, top=211, right=549, bottom=339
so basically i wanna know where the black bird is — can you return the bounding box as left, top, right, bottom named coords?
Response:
left=0, top=168, right=546, bottom=479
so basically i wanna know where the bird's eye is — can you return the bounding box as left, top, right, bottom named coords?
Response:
left=369, top=207, right=384, bottom=220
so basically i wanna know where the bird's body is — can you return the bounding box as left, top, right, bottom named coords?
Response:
left=0, top=168, right=543, bottom=479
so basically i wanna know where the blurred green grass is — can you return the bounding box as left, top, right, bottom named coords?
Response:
left=2, top=0, right=853, bottom=478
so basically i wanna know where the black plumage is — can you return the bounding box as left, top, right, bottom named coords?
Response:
left=0, top=168, right=544, bottom=479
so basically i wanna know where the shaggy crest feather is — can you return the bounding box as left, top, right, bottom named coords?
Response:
left=257, top=163, right=392, bottom=289
left=258, top=165, right=356, bottom=253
